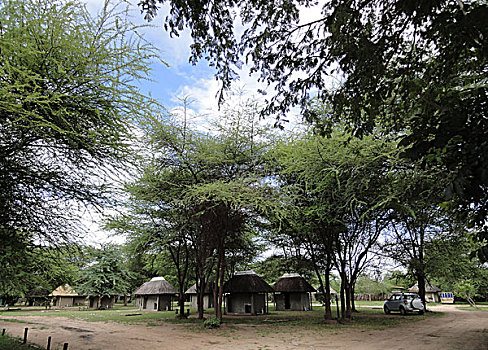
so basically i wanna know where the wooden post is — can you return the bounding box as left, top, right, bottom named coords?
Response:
left=23, top=327, right=28, bottom=344
left=46, top=336, right=52, bottom=350
left=63, top=343, right=69, bottom=350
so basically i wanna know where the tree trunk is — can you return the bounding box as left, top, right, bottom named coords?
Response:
left=340, top=273, right=346, bottom=320
left=213, top=253, right=222, bottom=318
left=178, top=285, right=186, bottom=318
left=350, top=284, right=357, bottom=313
left=344, top=280, right=352, bottom=319
left=217, top=254, right=225, bottom=321
left=324, top=260, right=332, bottom=320
left=197, top=276, right=205, bottom=319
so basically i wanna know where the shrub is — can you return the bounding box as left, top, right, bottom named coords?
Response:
left=203, top=316, right=221, bottom=329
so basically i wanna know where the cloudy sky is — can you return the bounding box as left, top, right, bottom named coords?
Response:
left=80, top=0, right=318, bottom=244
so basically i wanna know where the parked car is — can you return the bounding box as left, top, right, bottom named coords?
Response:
left=384, top=293, right=424, bottom=315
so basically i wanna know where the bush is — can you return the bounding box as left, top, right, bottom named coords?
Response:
left=203, top=316, right=222, bottom=329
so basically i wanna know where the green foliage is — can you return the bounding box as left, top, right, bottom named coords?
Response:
left=354, top=275, right=391, bottom=295
left=454, top=280, right=478, bottom=307
left=203, top=315, right=222, bottom=329
left=383, top=271, right=415, bottom=291
left=0, top=243, right=82, bottom=301
left=76, top=245, right=132, bottom=298
left=424, top=231, right=488, bottom=295
left=0, top=0, right=160, bottom=290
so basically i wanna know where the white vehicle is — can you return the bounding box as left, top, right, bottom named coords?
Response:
left=384, top=293, right=425, bottom=315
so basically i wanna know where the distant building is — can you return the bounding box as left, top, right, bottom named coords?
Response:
left=273, top=273, right=316, bottom=311
left=409, top=282, right=441, bottom=303
left=224, top=271, right=274, bottom=315
left=88, top=295, right=115, bottom=309
left=185, top=283, right=214, bottom=309
left=134, top=277, right=177, bottom=311
left=50, top=285, right=86, bottom=307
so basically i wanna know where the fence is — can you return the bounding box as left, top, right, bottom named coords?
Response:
left=354, top=293, right=390, bottom=301
left=1, top=326, right=69, bottom=349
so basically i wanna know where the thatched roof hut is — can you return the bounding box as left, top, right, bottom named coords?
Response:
left=185, top=283, right=214, bottom=309
left=224, top=271, right=274, bottom=294
left=134, top=277, right=178, bottom=295
left=224, top=271, right=273, bottom=315
left=273, top=273, right=315, bottom=311
left=134, top=277, right=177, bottom=311
left=273, top=273, right=316, bottom=293
left=409, top=282, right=441, bottom=302
left=50, top=284, right=86, bottom=307
left=50, top=284, right=78, bottom=297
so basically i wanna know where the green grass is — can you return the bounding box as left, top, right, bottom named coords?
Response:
left=0, top=305, right=203, bottom=326
left=456, top=306, right=488, bottom=311
left=0, top=303, right=444, bottom=338
left=0, top=335, right=42, bottom=350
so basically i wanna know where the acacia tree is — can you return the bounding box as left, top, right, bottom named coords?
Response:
left=77, top=245, right=132, bottom=308
left=139, top=0, right=488, bottom=259
left=116, top=99, right=276, bottom=321
left=272, top=131, right=398, bottom=320
left=382, top=164, right=451, bottom=306
left=0, top=0, right=160, bottom=286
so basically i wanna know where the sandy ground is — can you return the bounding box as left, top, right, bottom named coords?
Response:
left=1, top=305, right=487, bottom=350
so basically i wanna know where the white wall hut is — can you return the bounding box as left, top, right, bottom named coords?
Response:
left=224, top=271, right=274, bottom=315
left=50, top=285, right=86, bottom=307
left=134, top=277, right=177, bottom=311
left=185, top=283, right=214, bottom=309
left=409, top=282, right=441, bottom=303
left=273, top=273, right=316, bottom=311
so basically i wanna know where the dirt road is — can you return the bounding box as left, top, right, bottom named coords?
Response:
left=1, top=305, right=486, bottom=349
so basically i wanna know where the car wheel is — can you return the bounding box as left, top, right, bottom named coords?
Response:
left=384, top=306, right=390, bottom=314
left=418, top=310, right=424, bottom=315
left=400, top=307, right=406, bottom=315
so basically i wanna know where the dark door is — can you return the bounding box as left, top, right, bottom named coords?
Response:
left=284, top=293, right=291, bottom=309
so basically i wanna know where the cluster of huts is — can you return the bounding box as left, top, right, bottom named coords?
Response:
left=47, top=284, right=116, bottom=309
left=133, top=271, right=319, bottom=315
left=25, top=271, right=443, bottom=313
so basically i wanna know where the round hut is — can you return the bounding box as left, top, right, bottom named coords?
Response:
left=273, top=273, right=316, bottom=311
left=134, top=277, right=177, bottom=311
left=224, top=270, right=274, bottom=315
left=185, top=283, right=214, bottom=309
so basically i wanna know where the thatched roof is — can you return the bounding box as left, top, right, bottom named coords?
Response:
left=50, top=284, right=79, bottom=297
left=185, top=283, right=213, bottom=295
left=224, top=271, right=274, bottom=293
left=409, top=282, right=441, bottom=293
left=273, top=273, right=316, bottom=293
left=134, top=277, right=177, bottom=295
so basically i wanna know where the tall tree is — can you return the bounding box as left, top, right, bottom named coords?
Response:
left=0, top=0, right=160, bottom=284
left=382, top=164, right=451, bottom=305
left=272, top=131, right=397, bottom=319
left=114, top=99, right=276, bottom=320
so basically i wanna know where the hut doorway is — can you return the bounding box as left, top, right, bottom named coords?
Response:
left=284, top=293, right=291, bottom=310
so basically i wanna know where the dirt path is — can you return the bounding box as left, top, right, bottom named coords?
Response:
left=1, top=305, right=487, bottom=349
